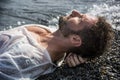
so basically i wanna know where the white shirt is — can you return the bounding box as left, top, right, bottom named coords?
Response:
left=0, top=24, right=57, bottom=80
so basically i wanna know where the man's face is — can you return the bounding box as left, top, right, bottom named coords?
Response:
left=58, top=10, right=97, bottom=37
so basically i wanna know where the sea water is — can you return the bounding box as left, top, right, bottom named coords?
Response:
left=0, top=0, right=119, bottom=31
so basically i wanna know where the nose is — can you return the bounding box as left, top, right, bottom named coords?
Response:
left=71, top=10, right=83, bottom=17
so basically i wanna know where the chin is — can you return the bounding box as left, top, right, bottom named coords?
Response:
left=58, top=16, right=67, bottom=29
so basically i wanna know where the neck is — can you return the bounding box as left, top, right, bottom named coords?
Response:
left=27, top=26, right=71, bottom=62
left=42, top=30, right=70, bottom=62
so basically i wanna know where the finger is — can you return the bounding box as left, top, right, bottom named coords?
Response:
left=78, top=56, right=86, bottom=63
left=69, top=56, right=76, bottom=67
left=67, top=53, right=72, bottom=57
left=73, top=54, right=81, bottom=65
left=66, top=57, right=72, bottom=67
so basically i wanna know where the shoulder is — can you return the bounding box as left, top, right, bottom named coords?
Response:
left=25, top=24, right=52, bottom=34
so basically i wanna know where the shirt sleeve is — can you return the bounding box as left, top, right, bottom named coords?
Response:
left=0, top=34, right=31, bottom=80
left=0, top=54, right=26, bottom=80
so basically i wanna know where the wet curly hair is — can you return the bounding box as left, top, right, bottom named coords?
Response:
left=69, top=16, right=114, bottom=58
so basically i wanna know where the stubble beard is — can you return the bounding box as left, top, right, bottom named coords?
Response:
left=58, top=16, right=70, bottom=37
left=58, top=16, right=67, bottom=29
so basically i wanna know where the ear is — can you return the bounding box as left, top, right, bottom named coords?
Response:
left=70, top=35, right=82, bottom=47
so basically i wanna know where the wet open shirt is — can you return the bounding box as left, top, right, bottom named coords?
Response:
left=0, top=24, right=57, bottom=80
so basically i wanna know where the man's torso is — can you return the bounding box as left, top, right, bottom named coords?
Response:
left=0, top=24, right=57, bottom=80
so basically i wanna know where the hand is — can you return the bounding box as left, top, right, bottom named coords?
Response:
left=65, top=53, right=87, bottom=67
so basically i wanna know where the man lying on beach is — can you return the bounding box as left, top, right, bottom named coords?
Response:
left=0, top=10, right=113, bottom=80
